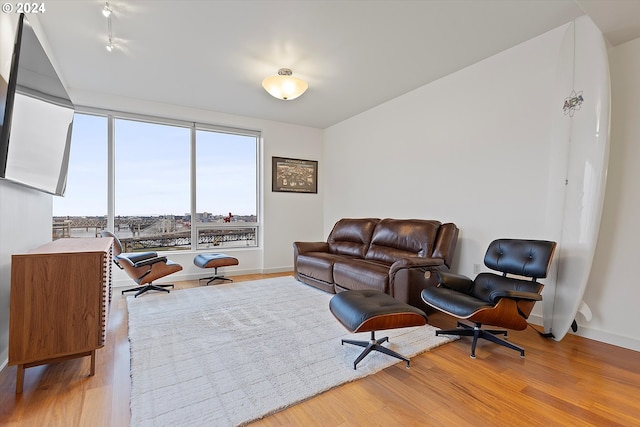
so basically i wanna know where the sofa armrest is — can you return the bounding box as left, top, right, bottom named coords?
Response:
left=293, top=241, right=330, bottom=281
left=293, top=241, right=329, bottom=255
left=389, top=257, right=445, bottom=276
left=116, top=254, right=169, bottom=269
left=388, top=257, right=447, bottom=307
left=133, top=256, right=169, bottom=268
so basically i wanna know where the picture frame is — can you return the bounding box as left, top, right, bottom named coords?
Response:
left=272, top=156, right=318, bottom=193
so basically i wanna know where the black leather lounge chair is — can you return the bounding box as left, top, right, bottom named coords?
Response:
left=421, top=239, right=556, bottom=358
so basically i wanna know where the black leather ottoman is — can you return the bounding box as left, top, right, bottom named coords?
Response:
left=193, top=253, right=239, bottom=285
left=329, top=290, right=428, bottom=369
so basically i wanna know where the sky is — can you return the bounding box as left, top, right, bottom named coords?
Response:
left=53, top=113, right=257, bottom=217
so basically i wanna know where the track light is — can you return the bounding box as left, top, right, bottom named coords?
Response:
left=102, top=2, right=112, bottom=17
left=103, top=2, right=114, bottom=52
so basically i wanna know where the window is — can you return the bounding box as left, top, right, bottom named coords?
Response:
left=52, top=113, right=107, bottom=238
left=114, top=118, right=191, bottom=251
left=195, top=128, right=258, bottom=249
left=53, top=112, right=260, bottom=251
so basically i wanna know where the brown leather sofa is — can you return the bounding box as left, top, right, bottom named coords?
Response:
left=293, top=218, right=459, bottom=309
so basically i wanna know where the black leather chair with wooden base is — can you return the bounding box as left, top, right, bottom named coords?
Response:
left=421, top=239, right=556, bottom=358
left=100, top=231, right=183, bottom=297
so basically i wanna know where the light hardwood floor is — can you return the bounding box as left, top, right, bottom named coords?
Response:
left=1, top=272, right=638, bottom=426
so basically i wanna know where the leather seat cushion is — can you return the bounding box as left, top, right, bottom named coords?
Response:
left=193, top=253, right=239, bottom=269
left=333, top=259, right=390, bottom=293
left=297, top=252, right=356, bottom=283
left=137, top=259, right=183, bottom=285
left=421, top=286, right=492, bottom=318
left=330, top=290, right=427, bottom=333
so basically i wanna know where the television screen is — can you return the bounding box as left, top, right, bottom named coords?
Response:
left=0, top=69, right=10, bottom=174
left=0, top=14, right=74, bottom=196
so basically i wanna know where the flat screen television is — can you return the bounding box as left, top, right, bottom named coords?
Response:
left=0, top=13, right=74, bottom=196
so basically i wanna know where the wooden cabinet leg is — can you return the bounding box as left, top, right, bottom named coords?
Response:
left=89, top=350, right=96, bottom=376
left=16, top=364, right=24, bottom=394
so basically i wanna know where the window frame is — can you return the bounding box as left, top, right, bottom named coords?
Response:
left=56, top=106, right=261, bottom=251
left=192, top=123, right=261, bottom=250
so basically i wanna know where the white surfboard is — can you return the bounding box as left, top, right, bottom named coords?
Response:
left=543, top=16, right=611, bottom=342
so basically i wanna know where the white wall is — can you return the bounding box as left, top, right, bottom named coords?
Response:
left=0, top=13, right=83, bottom=365
left=324, top=25, right=640, bottom=351
left=0, top=180, right=52, bottom=365
left=325, top=27, right=562, bottom=276
left=0, top=13, right=77, bottom=366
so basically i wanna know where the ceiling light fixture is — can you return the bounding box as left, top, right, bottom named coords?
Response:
left=261, top=68, right=308, bottom=100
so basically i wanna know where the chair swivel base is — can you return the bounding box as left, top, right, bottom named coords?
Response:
left=330, top=290, right=427, bottom=370
left=122, top=283, right=174, bottom=298
left=342, top=331, right=410, bottom=370
left=198, top=268, right=233, bottom=286
left=436, top=321, right=525, bottom=358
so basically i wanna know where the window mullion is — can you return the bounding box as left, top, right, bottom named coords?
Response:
left=190, top=124, right=197, bottom=250
left=107, top=115, right=115, bottom=231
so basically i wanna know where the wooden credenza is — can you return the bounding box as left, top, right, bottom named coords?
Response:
left=9, top=237, right=113, bottom=393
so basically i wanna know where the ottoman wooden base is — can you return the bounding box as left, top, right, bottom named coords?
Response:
left=193, top=253, right=239, bottom=285
left=329, top=290, right=428, bottom=369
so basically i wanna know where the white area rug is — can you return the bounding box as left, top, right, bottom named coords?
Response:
left=126, top=276, right=456, bottom=427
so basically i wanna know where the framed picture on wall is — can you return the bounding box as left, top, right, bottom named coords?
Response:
left=272, top=156, right=318, bottom=193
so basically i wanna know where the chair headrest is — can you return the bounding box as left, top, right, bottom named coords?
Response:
left=484, top=239, right=556, bottom=279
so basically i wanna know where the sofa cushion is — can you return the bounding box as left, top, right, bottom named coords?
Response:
left=328, top=218, right=379, bottom=258
left=365, top=219, right=441, bottom=264
left=333, top=259, right=390, bottom=293
left=296, top=252, right=354, bottom=283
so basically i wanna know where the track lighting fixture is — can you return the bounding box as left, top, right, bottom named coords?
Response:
left=103, top=2, right=114, bottom=52
left=102, top=2, right=112, bottom=17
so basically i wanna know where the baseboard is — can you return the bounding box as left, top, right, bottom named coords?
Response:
left=261, top=266, right=294, bottom=274
left=529, top=314, right=640, bottom=351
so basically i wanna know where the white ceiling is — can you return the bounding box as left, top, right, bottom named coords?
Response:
left=32, top=0, right=640, bottom=129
